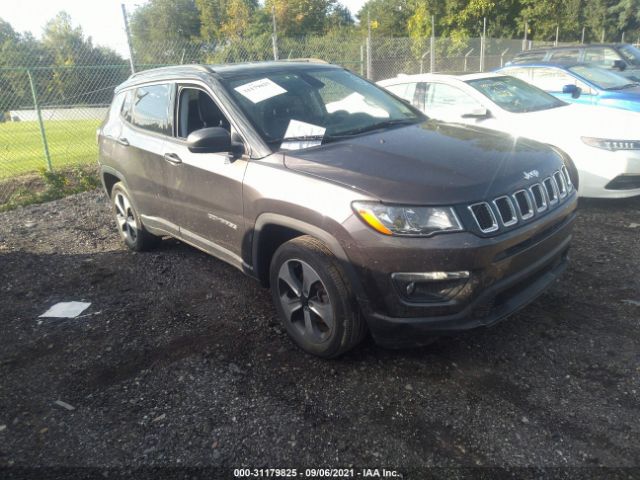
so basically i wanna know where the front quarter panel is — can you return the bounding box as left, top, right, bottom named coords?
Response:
left=242, top=154, right=376, bottom=298
left=598, top=97, right=640, bottom=113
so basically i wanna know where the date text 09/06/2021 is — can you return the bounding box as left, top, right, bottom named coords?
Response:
left=233, top=468, right=402, bottom=478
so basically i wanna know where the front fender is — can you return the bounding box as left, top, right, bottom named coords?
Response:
left=252, top=213, right=370, bottom=308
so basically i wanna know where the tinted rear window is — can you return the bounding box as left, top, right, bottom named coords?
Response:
left=131, top=84, right=172, bottom=135
left=549, top=49, right=580, bottom=62
left=513, top=51, right=547, bottom=63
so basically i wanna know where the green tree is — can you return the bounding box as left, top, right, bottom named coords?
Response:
left=582, top=0, right=640, bottom=41
left=327, top=4, right=355, bottom=29
left=245, top=8, right=273, bottom=37
left=266, top=0, right=339, bottom=36
left=41, top=12, right=125, bottom=104
left=0, top=18, right=18, bottom=44
left=196, top=0, right=258, bottom=41
left=42, top=12, right=87, bottom=67
left=520, top=0, right=584, bottom=41
left=129, top=0, right=201, bottom=64
left=130, top=0, right=201, bottom=44
left=357, top=0, right=413, bottom=37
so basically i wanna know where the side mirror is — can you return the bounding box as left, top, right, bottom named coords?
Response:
left=187, top=127, right=231, bottom=154
left=613, top=59, right=627, bottom=71
left=562, top=84, right=582, bottom=99
left=461, top=107, right=490, bottom=119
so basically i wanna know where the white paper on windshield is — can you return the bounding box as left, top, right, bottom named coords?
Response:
left=280, top=120, right=326, bottom=150
left=234, top=78, right=287, bottom=103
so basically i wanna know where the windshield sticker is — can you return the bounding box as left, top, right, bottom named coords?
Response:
left=234, top=78, right=287, bottom=103
left=280, top=120, right=326, bottom=150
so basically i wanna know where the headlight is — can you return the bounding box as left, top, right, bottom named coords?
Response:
left=581, top=137, right=640, bottom=151
left=352, top=201, right=463, bottom=236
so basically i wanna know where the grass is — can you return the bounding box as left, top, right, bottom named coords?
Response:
left=0, top=165, right=101, bottom=212
left=0, top=119, right=101, bottom=179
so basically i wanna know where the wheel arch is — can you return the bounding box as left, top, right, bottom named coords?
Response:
left=101, top=166, right=127, bottom=198
left=251, top=214, right=368, bottom=304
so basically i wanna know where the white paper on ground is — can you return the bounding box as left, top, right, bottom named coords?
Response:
left=39, top=301, right=91, bottom=318
left=280, top=120, right=326, bottom=150
left=234, top=78, right=287, bottom=103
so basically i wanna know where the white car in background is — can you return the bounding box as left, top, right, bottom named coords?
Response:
left=378, top=73, right=640, bottom=198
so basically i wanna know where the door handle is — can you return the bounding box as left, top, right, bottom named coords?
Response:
left=163, top=152, right=182, bottom=165
left=117, top=137, right=130, bottom=147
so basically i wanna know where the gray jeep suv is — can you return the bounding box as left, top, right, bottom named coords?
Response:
left=98, top=61, right=578, bottom=357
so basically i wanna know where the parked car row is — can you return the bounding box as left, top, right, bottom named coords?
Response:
left=378, top=71, right=640, bottom=199
left=498, top=63, right=640, bottom=112
left=507, top=43, right=640, bottom=82
left=99, top=61, right=579, bottom=357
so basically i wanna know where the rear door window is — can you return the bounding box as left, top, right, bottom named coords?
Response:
left=619, top=45, right=640, bottom=66
left=426, top=83, right=482, bottom=116
left=512, top=51, right=547, bottom=63
left=131, top=84, right=172, bottom=135
left=549, top=49, right=581, bottom=63
left=530, top=68, right=583, bottom=92
left=385, top=83, right=418, bottom=104
left=501, top=67, right=532, bottom=81
left=584, top=47, right=621, bottom=67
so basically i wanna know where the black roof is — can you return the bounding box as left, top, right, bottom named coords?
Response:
left=115, top=61, right=340, bottom=92
left=503, top=61, right=587, bottom=69
left=516, top=43, right=628, bottom=55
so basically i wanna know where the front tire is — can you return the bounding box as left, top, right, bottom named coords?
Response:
left=111, top=182, right=160, bottom=251
left=269, top=235, right=366, bottom=358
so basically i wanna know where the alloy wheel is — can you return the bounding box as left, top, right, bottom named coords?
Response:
left=114, top=192, right=138, bottom=243
left=277, top=259, right=334, bottom=344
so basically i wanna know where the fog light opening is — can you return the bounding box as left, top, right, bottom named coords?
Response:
left=392, top=271, right=471, bottom=303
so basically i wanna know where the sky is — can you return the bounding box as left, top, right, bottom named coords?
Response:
left=0, top=0, right=368, bottom=57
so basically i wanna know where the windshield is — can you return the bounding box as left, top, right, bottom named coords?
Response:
left=220, top=67, right=424, bottom=150
left=569, top=65, right=638, bottom=90
left=466, top=76, right=566, bottom=113
left=619, top=45, right=640, bottom=66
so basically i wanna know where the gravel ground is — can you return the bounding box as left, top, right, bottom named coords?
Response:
left=0, top=190, right=639, bottom=477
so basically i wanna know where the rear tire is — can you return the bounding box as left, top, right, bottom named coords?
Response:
left=111, top=182, right=160, bottom=251
left=269, top=235, right=366, bottom=358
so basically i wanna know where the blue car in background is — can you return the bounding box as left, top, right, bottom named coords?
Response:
left=497, top=63, right=640, bottom=112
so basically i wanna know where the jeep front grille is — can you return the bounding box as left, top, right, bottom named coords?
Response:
left=493, top=196, right=518, bottom=226
left=543, top=177, right=558, bottom=205
left=529, top=183, right=548, bottom=212
left=554, top=171, right=568, bottom=198
left=513, top=190, right=534, bottom=220
left=468, top=202, right=498, bottom=233
left=468, top=169, right=572, bottom=235
left=561, top=165, right=573, bottom=191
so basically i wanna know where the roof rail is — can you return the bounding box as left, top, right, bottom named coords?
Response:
left=281, top=58, right=329, bottom=64
left=128, top=64, right=214, bottom=79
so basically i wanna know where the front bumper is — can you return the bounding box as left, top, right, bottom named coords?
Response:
left=364, top=232, right=570, bottom=348
left=344, top=195, right=577, bottom=348
left=573, top=146, right=640, bottom=199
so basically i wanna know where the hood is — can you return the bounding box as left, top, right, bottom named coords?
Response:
left=620, top=68, right=640, bottom=82
left=601, top=86, right=640, bottom=100
left=515, top=103, right=640, bottom=139
left=283, top=120, right=564, bottom=205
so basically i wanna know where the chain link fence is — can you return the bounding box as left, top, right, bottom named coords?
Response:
left=0, top=33, right=586, bottom=203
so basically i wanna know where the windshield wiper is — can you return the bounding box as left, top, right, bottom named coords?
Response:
left=605, top=83, right=640, bottom=90
left=335, top=118, right=418, bottom=137
left=519, top=103, right=566, bottom=113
